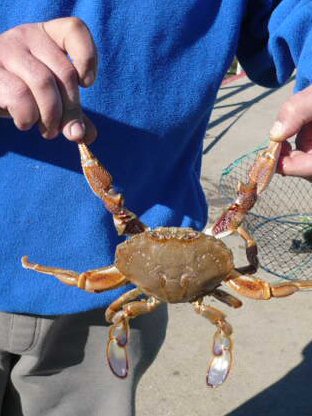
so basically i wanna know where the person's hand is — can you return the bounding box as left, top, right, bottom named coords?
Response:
left=269, top=84, right=312, bottom=180
left=0, top=17, right=97, bottom=143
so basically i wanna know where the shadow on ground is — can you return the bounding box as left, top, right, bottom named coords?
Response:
left=227, top=342, right=312, bottom=416
left=204, top=76, right=295, bottom=154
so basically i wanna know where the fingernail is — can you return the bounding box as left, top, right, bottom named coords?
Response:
left=84, top=70, right=95, bottom=86
left=269, top=121, right=285, bottom=141
left=69, top=121, right=85, bottom=139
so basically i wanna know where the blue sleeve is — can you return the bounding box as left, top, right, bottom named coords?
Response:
left=237, top=0, right=312, bottom=91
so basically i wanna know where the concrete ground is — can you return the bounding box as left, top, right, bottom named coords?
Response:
left=136, top=75, right=312, bottom=416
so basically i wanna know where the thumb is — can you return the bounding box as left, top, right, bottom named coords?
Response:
left=269, top=84, right=312, bottom=142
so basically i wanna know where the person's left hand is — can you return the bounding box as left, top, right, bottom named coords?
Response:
left=269, top=84, right=312, bottom=180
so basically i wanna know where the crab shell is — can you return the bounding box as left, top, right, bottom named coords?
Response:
left=116, top=227, right=234, bottom=303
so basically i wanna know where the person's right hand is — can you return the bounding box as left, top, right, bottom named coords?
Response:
left=0, top=17, right=98, bottom=144
left=269, top=84, right=312, bottom=181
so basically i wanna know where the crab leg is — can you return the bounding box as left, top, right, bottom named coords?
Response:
left=212, top=288, right=242, bottom=309
left=105, top=292, right=162, bottom=378
left=193, top=298, right=233, bottom=388
left=206, top=181, right=257, bottom=239
left=248, top=140, right=282, bottom=194
left=78, top=143, right=147, bottom=236
left=225, top=270, right=312, bottom=300
left=236, top=225, right=259, bottom=270
left=21, top=256, right=127, bottom=292
left=207, top=140, right=282, bottom=239
left=205, top=201, right=259, bottom=270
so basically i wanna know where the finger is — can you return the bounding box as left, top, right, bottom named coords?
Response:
left=1, top=47, right=62, bottom=138
left=280, top=140, right=292, bottom=156
left=0, top=67, right=39, bottom=130
left=295, top=121, right=312, bottom=154
left=278, top=150, right=312, bottom=177
left=276, top=141, right=291, bottom=174
left=28, top=33, right=86, bottom=142
left=41, top=18, right=98, bottom=87
left=269, top=85, right=312, bottom=142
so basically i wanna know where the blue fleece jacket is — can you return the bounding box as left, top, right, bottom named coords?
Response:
left=0, top=0, right=311, bottom=315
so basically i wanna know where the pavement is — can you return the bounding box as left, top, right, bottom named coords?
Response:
left=136, top=75, right=312, bottom=416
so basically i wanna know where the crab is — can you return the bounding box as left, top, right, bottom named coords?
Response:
left=21, top=141, right=312, bottom=388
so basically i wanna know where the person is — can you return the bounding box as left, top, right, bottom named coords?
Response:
left=0, top=0, right=312, bottom=414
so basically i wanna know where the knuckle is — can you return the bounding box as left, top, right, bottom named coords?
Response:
left=73, top=55, right=97, bottom=83
left=280, top=100, right=298, bottom=118
left=4, top=23, right=35, bottom=45
left=23, top=109, right=38, bottom=126
left=8, top=93, right=39, bottom=130
left=24, top=108, right=39, bottom=126
left=14, top=24, right=31, bottom=38
left=9, top=107, right=38, bottom=131
left=10, top=83, right=31, bottom=102
left=32, top=65, right=55, bottom=89
left=34, top=71, right=55, bottom=90
left=23, top=56, right=55, bottom=88
left=5, top=24, right=27, bottom=40
left=66, top=17, right=87, bottom=32
left=15, top=119, right=35, bottom=131
left=12, top=118, right=26, bottom=131
left=81, top=55, right=97, bottom=72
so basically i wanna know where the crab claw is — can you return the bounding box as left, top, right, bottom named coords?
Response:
left=207, top=182, right=257, bottom=238
left=207, top=330, right=232, bottom=388
left=106, top=315, right=130, bottom=378
left=248, top=141, right=282, bottom=194
left=78, top=143, right=147, bottom=236
left=209, top=205, right=246, bottom=238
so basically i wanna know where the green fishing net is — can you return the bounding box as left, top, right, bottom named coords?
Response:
left=219, top=143, right=312, bottom=281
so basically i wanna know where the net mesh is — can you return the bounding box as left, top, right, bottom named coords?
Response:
left=219, top=143, right=312, bottom=281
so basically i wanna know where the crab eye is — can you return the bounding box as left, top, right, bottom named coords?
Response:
left=157, top=272, right=167, bottom=287
left=180, top=273, right=196, bottom=288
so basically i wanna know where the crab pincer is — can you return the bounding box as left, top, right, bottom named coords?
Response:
left=248, top=140, right=282, bottom=194
left=209, top=181, right=258, bottom=238
left=206, top=140, right=282, bottom=270
left=209, top=140, right=282, bottom=238
left=78, top=143, right=146, bottom=236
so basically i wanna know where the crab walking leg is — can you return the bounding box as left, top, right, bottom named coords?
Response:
left=225, top=271, right=312, bottom=300
left=193, top=298, right=233, bottom=388
left=21, top=256, right=127, bottom=292
left=212, top=288, right=243, bottom=309
left=105, top=292, right=162, bottom=378
left=236, top=225, right=259, bottom=270
left=78, top=143, right=147, bottom=236
left=105, top=288, right=144, bottom=323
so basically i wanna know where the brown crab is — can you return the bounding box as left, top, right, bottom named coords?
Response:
left=21, top=141, right=312, bottom=388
